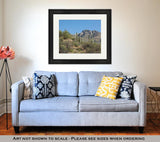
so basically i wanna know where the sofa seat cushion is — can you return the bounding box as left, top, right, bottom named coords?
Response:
left=20, top=97, right=79, bottom=112
left=79, top=96, right=138, bottom=112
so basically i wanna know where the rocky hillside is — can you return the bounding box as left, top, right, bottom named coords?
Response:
left=59, top=30, right=101, bottom=53
left=77, top=30, right=101, bottom=43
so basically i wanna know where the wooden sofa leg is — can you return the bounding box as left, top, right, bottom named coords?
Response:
left=138, top=127, right=144, bottom=133
left=14, top=126, right=19, bottom=133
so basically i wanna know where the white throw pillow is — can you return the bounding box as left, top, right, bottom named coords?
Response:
left=22, top=76, right=33, bottom=99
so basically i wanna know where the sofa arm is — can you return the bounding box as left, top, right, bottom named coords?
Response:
left=11, top=80, right=25, bottom=126
left=133, top=81, right=147, bottom=126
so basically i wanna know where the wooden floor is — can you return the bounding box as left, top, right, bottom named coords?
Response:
left=0, top=113, right=160, bottom=135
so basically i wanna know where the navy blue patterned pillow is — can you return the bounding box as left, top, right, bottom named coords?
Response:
left=33, top=73, right=56, bottom=99
left=117, top=75, right=137, bottom=99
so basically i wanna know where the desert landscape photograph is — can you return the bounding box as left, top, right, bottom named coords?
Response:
left=59, top=20, right=101, bottom=54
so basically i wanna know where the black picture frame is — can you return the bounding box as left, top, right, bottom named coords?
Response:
left=49, top=9, right=111, bottom=64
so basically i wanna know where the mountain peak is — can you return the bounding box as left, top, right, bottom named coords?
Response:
left=78, top=30, right=100, bottom=38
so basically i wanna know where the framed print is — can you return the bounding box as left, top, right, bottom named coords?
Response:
left=49, top=9, right=111, bottom=64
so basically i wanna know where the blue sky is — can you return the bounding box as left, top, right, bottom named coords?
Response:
left=59, top=20, right=101, bottom=34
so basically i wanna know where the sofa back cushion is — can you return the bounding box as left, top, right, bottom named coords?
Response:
left=55, top=72, right=78, bottom=96
left=34, top=71, right=78, bottom=96
left=78, top=71, right=123, bottom=96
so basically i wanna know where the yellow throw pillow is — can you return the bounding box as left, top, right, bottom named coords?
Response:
left=95, top=76, right=123, bottom=100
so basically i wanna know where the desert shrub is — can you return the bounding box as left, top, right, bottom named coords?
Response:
left=59, top=30, right=63, bottom=37
left=78, top=48, right=82, bottom=52
left=73, top=42, right=79, bottom=47
left=72, top=37, right=75, bottom=41
left=69, top=49, right=74, bottom=52
left=59, top=45, right=68, bottom=53
left=82, top=42, right=101, bottom=53
left=82, top=42, right=90, bottom=49
left=59, top=41, right=74, bottom=53
left=74, top=36, right=80, bottom=42
left=59, top=30, right=73, bottom=40
left=59, top=37, right=63, bottom=43
left=62, top=30, right=72, bottom=39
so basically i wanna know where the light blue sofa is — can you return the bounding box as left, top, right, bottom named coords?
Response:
left=11, top=71, right=146, bottom=133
